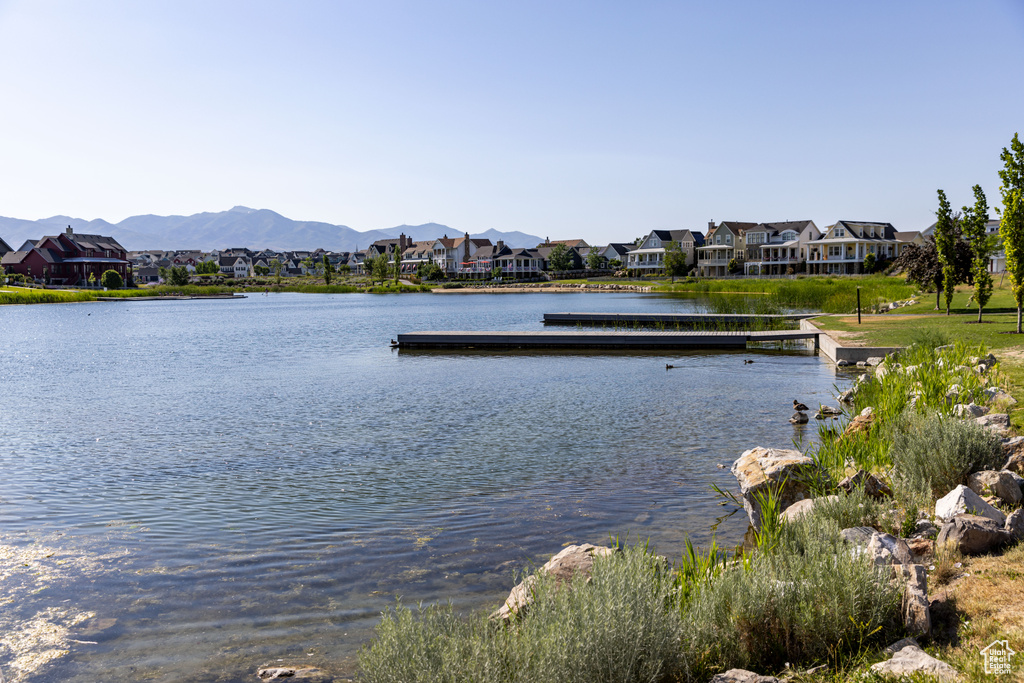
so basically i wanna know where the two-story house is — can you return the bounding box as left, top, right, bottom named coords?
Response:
left=626, top=229, right=705, bottom=274
left=743, top=221, right=821, bottom=276
left=696, top=221, right=757, bottom=277
left=806, top=221, right=899, bottom=274
left=0, top=226, right=130, bottom=285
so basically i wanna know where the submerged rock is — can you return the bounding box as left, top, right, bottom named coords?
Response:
left=731, top=447, right=828, bottom=530
left=256, top=665, right=332, bottom=681
left=788, top=411, right=808, bottom=424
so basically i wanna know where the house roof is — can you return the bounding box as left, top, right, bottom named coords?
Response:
left=0, top=236, right=11, bottom=254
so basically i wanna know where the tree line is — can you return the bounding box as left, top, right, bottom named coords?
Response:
left=894, top=133, right=1024, bottom=330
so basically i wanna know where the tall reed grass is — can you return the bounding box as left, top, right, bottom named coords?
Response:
left=657, top=276, right=916, bottom=314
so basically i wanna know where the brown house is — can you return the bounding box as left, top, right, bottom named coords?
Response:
left=0, top=226, right=130, bottom=285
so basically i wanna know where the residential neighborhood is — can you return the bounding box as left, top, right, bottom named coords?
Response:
left=0, top=217, right=1009, bottom=286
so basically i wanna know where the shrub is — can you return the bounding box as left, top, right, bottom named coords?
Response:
left=359, top=543, right=683, bottom=683
left=889, top=411, right=1004, bottom=500
left=100, top=269, right=123, bottom=289
left=681, top=519, right=902, bottom=676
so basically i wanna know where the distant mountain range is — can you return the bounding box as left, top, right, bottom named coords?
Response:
left=0, top=206, right=545, bottom=252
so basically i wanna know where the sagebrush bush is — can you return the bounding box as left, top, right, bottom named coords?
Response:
left=889, top=411, right=1003, bottom=499
left=681, top=519, right=902, bottom=677
left=359, top=544, right=683, bottom=683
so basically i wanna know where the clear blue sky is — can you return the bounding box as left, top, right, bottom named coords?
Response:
left=1, top=0, right=1022, bottom=244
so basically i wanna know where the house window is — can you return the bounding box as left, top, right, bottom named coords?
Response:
left=834, top=228, right=845, bottom=237
left=828, top=246, right=843, bottom=257
left=725, top=235, right=732, bottom=244
left=715, top=236, right=721, bottom=245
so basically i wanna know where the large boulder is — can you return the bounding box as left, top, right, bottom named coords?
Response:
left=778, top=495, right=838, bottom=523
left=867, top=532, right=913, bottom=566
left=838, top=468, right=893, bottom=499
left=892, top=563, right=931, bottom=637
left=936, top=514, right=1011, bottom=555
left=974, top=413, right=1010, bottom=436
left=843, top=407, right=875, bottom=436
left=731, top=447, right=829, bottom=530
left=953, top=403, right=989, bottom=418
left=709, top=670, right=781, bottom=683
left=1004, top=440, right=1024, bottom=475
left=966, top=470, right=1022, bottom=506
left=491, top=543, right=617, bottom=621
left=870, top=644, right=961, bottom=681
left=1006, top=509, right=1024, bottom=542
left=934, top=485, right=1006, bottom=525
left=256, top=666, right=332, bottom=681
left=984, top=386, right=1017, bottom=407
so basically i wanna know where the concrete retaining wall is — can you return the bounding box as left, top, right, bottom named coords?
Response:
left=801, top=318, right=902, bottom=364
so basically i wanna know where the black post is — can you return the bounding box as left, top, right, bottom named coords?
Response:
left=857, top=286, right=861, bottom=325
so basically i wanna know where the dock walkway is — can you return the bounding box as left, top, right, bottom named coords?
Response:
left=541, top=312, right=815, bottom=325
left=396, top=329, right=818, bottom=350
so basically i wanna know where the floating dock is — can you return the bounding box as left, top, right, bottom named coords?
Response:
left=541, top=312, right=815, bottom=325
left=396, top=329, right=818, bottom=350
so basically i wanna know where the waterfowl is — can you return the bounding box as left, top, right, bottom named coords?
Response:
left=793, top=399, right=809, bottom=412
left=744, top=359, right=754, bottom=364
left=666, top=364, right=676, bottom=370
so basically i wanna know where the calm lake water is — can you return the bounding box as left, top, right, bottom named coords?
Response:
left=0, top=292, right=851, bottom=681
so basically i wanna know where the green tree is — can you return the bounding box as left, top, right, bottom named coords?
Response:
left=196, top=259, right=219, bottom=274
left=301, top=257, right=314, bottom=275
left=962, top=185, right=994, bottom=323
left=87, top=271, right=95, bottom=287
left=999, top=133, right=1024, bottom=333
left=323, top=255, right=334, bottom=285
left=586, top=248, right=607, bottom=271
left=393, top=245, right=402, bottom=282
left=169, top=265, right=190, bottom=286
left=158, top=266, right=168, bottom=283
left=727, top=258, right=741, bottom=275
left=254, top=265, right=270, bottom=276
left=934, top=189, right=960, bottom=315
left=100, top=269, right=123, bottom=289
left=608, top=258, right=622, bottom=270
left=272, top=260, right=283, bottom=284
left=862, top=252, right=876, bottom=274
left=547, top=243, right=572, bottom=271
left=663, top=241, right=688, bottom=281
left=418, top=262, right=444, bottom=280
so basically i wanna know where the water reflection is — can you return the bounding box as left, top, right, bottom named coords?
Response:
left=0, top=293, right=850, bottom=681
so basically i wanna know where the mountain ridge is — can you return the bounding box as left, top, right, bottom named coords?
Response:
left=0, top=207, right=545, bottom=252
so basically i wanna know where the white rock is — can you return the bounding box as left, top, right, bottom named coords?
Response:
left=867, top=532, right=913, bottom=566
left=870, top=644, right=961, bottom=681
left=934, top=485, right=1006, bottom=525
left=860, top=406, right=874, bottom=418
left=866, top=356, right=884, bottom=366
left=952, top=403, right=989, bottom=418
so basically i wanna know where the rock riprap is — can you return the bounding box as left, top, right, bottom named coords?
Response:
left=731, top=447, right=828, bottom=530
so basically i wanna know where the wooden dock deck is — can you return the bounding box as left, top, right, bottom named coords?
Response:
left=396, top=329, right=818, bottom=350
left=541, top=312, right=815, bottom=325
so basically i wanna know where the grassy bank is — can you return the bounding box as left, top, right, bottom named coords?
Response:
left=655, top=275, right=917, bottom=314
left=0, top=287, right=99, bottom=304
left=358, top=339, right=1023, bottom=681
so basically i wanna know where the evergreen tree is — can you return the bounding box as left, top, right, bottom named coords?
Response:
left=999, top=133, right=1024, bottom=333
left=547, top=244, right=572, bottom=271
left=323, top=255, right=334, bottom=285
left=962, top=185, right=993, bottom=323
left=393, top=245, right=401, bottom=282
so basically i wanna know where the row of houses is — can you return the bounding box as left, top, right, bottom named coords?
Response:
left=1, top=216, right=1007, bottom=286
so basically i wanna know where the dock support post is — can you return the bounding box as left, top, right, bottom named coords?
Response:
left=857, top=287, right=861, bottom=325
